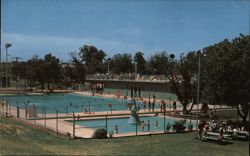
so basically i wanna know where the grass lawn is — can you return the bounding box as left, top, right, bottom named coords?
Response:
left=0, top=117, right=249, bottom=156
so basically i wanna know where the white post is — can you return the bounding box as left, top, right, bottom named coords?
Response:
left=135, top=62, right=137, bottom=75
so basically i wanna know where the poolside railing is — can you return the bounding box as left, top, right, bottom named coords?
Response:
left=86, top=74, right=170, bottom=82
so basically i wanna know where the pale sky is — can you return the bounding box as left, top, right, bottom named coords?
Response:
left=1, top=0, right=249, bottom=61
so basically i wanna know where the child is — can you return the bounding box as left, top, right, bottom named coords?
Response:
left=148, top=100, right=151, bottom=112
left=147, top=120, right=150, bottom=132
left=141, top=120, right=145, bottom=131
left=114, top=125, right=118, bottom=134
left=143, top=101, right=146, bottom=111
left=152, top=94, right=156, bottom=112
left=154, top=120, right=158, bottom=128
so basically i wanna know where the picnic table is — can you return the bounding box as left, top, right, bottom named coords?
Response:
left=202, top=132, right=232, bottom=143
left=206, top=132, right=231, bottom=138
left=226, top=130, right=249, bottom=140
left=226, top=130, right=249, bottom=136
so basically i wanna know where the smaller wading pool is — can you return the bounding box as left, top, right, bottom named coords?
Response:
left=68, top=115, right=196, bottom=134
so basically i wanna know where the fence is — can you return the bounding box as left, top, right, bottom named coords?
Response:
left=0, top=97, right=198, bottom=139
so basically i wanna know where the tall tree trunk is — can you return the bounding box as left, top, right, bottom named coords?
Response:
left=182, top=105, right=187, bottom=114
left=236, top=105, right=248, bottom=123
left=186, top=102, right=195, bottom=114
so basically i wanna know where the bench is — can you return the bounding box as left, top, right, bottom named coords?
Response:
left=234, top=135, right=247, bottom=139
left=226, top=130, right=249, bottom=140
left=231, top=135, right=248, bottom=140
left=202, top=136, right=231, bottom=143
left=226, top=130, right=249, bottom=136
left=202, top=132, right=232, bottom=144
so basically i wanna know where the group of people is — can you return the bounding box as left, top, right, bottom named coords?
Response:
left=142, top=98, right=177, bottom=113
left=198, top=120, right=223, bottom=141
left=140, top=119, right=159, bottom=132
left=112, top=119, right=159, bottom=134
left=142, top=94, right=157, bottom=112
left=198, top=120, right=246, bottom=141
left=113, top=91, right=179, bottom=113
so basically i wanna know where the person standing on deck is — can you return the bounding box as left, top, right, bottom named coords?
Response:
left=114, top=125, right=118, bottom=134
left=141, top=120, right=145, bottom=131
left=152, top=94, right=156, bottom=112
left=143, top=100, right=146, bottom=111
left=154, top=120, right=158, bottom=128
left=147, top=120, right=150, bottom=132
left=173, top=101, right=177, bottom=112
left=163, top=100, right=166, bottom=113
left=148, top=100, right=151, bottom=112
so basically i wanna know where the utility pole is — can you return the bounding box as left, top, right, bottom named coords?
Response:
left=5, top=43, right=12, bottom=88
left=0, top=48, right=1, bottom=88
left=195, top=50, right=206, bottom=138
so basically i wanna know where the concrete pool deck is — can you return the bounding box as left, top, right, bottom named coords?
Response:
left=4, top=104, right=233, bottom=139
left=6, top=106, right=177, bottom=138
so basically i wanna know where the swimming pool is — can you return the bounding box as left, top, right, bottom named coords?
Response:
left=1, top=93, right=128, bottom=113
left=104, top=88, right=177, bottom=101
left=70, top=115, right=195, bottom=134
left=0, top=93, right=177, bottom=114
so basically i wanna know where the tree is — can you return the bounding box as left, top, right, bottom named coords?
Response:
left=43, top=53, right=62, bottom=90
left=25, top=57, right=47, bottom=89
left=72, top=56, right=86, bottom=85
left=203, top=35, right=250, bottom=123
left=169, top=52, right=198, bottom=114
left=148, top=51, right=171, bottom=75
left=134, top=51, right=146, bottom=74
left=110, top=53, right=133, bottom=74
left=13, top=54, right=62, bottom=91
left=64, top=52, right=86, bottom=87
left=78, top=45, right=106, bottom=74
left=11, top=61, right=28, bottom=85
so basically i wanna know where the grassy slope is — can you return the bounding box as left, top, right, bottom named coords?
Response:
left=0, top=117, right=249, bottom=156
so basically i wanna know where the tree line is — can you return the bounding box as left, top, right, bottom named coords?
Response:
left=11, top=34, right=250, bottom=122
left=11, top=45, right=176, bottom=89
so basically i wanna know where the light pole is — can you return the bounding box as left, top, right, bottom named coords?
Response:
left=0, top=43, right=2, bottom=88
left=170, top=53, right=175, bottom=79
left=195, top=50, right=205, bottom=138
left=0, top=29, right=2, bottom=88
left=168, top=54, right=175, bottom=133
left=5, top=43, right=12, bottom=88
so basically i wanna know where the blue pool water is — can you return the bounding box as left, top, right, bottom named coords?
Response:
left=71, top=116, right=195, bottom=133
left=0, top=93, right=175, bottom=114
left=104, top=88, right=178, bottom=101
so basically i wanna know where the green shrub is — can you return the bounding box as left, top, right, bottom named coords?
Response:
left=92, top=128, right=108, bottom=139
left=166, top=122, right=171, bottom=132
left=172, top=119, right=186, bottom=132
